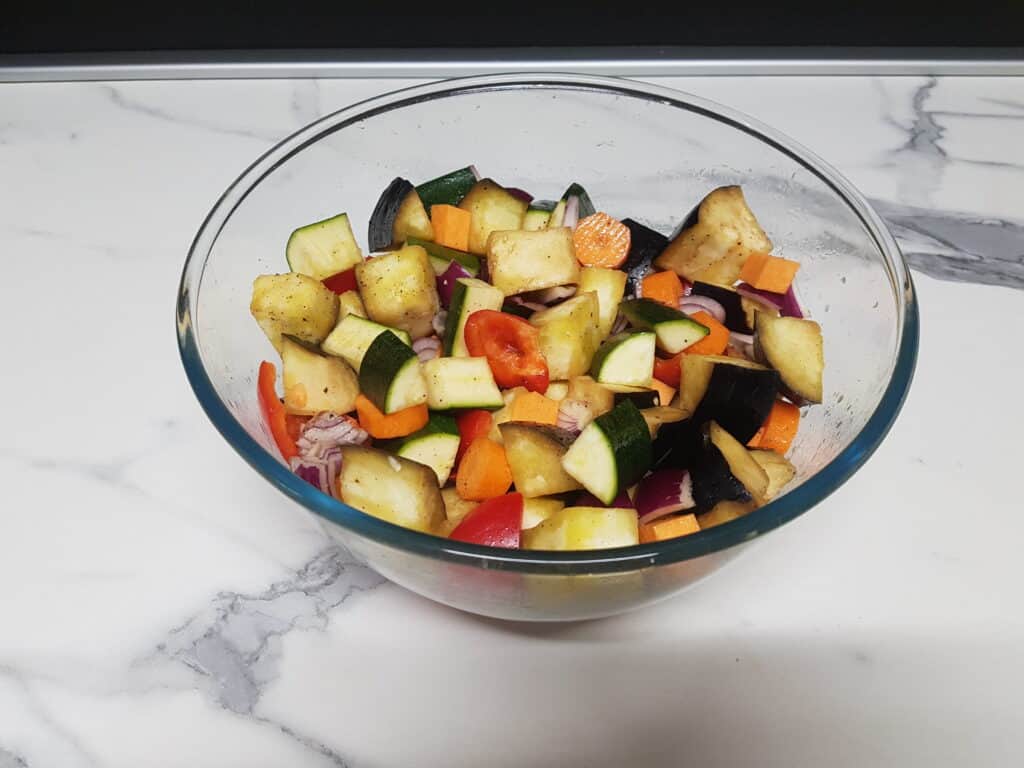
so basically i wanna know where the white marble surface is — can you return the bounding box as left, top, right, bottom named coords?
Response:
left=2, top=74, right=1023, bottom=767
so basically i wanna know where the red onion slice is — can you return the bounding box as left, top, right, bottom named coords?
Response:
left=779, top=285, right=805, bottom=319
left=505, top=187, right=534, bottom=204
left=412, top=335, right=442, bottom=362
left=635, top=469, right=695, bottom=524
left=679, top=294, right=726, bottom=323
left=562, top=195, right=581, bottom=229
left=736, top=283, right=784, bottom=311
left=468, top=164, right=481, bottom=181
left=431, top=309, right=448, bottom=337
left=437, top=261, right=471, bottom=308
left=556, top=398, right=592, bottom=435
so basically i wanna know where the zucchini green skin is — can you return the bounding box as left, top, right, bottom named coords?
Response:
left=405, top=236, right=481, bottom=275
left=619, top=298, right=710, bottom=353
left=589, top=331, right=656, bottom=386
left=416, top=166, right=478, bottom=210
left=381, top=413, right=459, bottom=451
left=358, top=330, right=418, bottom=412
left=593, top=400, right=652, bottom=494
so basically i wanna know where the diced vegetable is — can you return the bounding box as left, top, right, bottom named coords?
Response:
left=577, top=266, right=627, bottom=339
left=354, top=394, right=429, bottom=439
left=529, top=292, right=602, bottom=379
left=337, top=290, right=367, bottom=319
left=522, top=497, right=565, bottom=529
left=648, top=378, right=676, bottom=410
left=640, top=270, right=684, bottom=309
left=442, top=486, right=479, bottom=527
left=358, top=331, right=428, bottom=414
left=653, top=352, right=683, bottom=388
left=562, top=401, right=652, bottom=504
left=709, top=421, right=770, bottom=506
left=522, top=506, right=639, bottom=551
left=566, top=375, right=615, bottom=418
left=590, top=331, right=656, bottom=387
left=486, top=228, right=580, bottom=296
left=499, top=422, right=582, bottom=498
left=697, top=499, right=756, bottom=529
left=641, top=406, right=689, bottom=439
left=281, top=336, right=359, bottom=415
left=683, top=310, right=730, bottom=356
left=407, top=236, right=481, bottom=277
left=747, top=400, right=801, bottom=454
left=547, top=183, right=597, bottom=228
left=754, top=312, right=824, bottom=404
left=655, top=186, right=772, bottom=284
left=456, top=437, right=514, bottom=500
left=321, top=314, right=411, bottom=371
left=635, top=468, right=695, bottom=524
left=619, top=298, right=709, bottom=354
left=449, top=492, right=523, bottom=548
left=639, top=513, right=700, bottom=543
left=690, top=358, right=780, bottom=444
left=286, top=212, right=363, bottom=280
left=455, top=410, right=493, bottom=467
left=251, top=272, right=339, bottom=351
left=321, top=266, right=358, bottom=296
left=544, top=381, right=569, bottom=401
left=523, top=201, right=555, bottom=231
left=379, top=413, right=461, bottom=485
left=690, top=281, right=752, bottom=333
left=603, top=384, right=660, bottom=409
left=507, top=391, right=560, bottom=425
left=368, top=177, right=434, bottom=250
left=750, top=449, right=797, bottom=500
left=572, top=212, right=631, bottom=268
left=443, top=278, right=505, bottom=356
left=435, top=260, right=473, bottom=309
left=257, top=361, right=299, bottom=460
left=679, top=354, right=770, bottom=418
left=738, top=251, right=800, bottom=294
left=690, top=437, right=752, bottom=510
left=620, top=218, right=669, bottom=296
left=430, top=203, right=472, bottom=252
left=421, top=356, right=504, bottom=410
left=337, top=445, right=444, bottom=533
left=416, top=165, right=479, bottom=211
left=355, top=244, right=440, bottom=340
left=458, top=178, right=528, bottom=253
left=464, top=309, right=549, bottom=393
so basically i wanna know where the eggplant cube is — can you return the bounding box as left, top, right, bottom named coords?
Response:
left=486, top=227, right=580, bottom=296
left=655, top=186, right=772, bottom=284
left=458, top=179, right=528, bottom=253
left=529, top=292, right=601, bottom=379
left=522, top=506, right=639, bottom=550
left=356, top=244, right=440, bottom=340
left=754, top=312, right=824, bottom=403
left=250, top=272, right=339, bottom=351
left=337, top=446, right=445, bottom=533
left=499, top=422, right=582, bottom=497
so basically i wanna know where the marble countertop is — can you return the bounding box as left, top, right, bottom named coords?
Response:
left=2, top=74, right=1023, bottom=767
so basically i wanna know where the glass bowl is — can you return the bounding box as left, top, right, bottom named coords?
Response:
left=177, top=73, right=918, bottom=621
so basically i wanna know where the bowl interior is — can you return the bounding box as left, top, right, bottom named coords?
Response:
left=180, top=75, right=916, bottom=571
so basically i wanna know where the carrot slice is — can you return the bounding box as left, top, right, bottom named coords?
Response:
left=639, top=513, right=700, bottom=543
left=456, top=437, right=514, bottom=501
left=571, top=212, right=631, bottom=268
left=684, top=310, right=729, bottom=356
left=508, top=390, right=559, bottom=425
left=430, top=204, right=471, bottom=252
left=747, top=400, right=800, bottom=454
left=653, top=352, right=683, bottom=388
left=355, top=394, right=428, bottom=439
left=640, top=270, right=684, bottom=309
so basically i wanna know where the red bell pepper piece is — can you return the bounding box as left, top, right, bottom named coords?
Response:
left=463, top=309, right=549, bottom=393
left=257, top=361, right=299, bottom=461
left=321, top=267, right=358, bottom=295
left=455, top=409, right=493, bottom=466
left=448, top=492, right=523, bottom=548
left=652, top=352, right=683, bottom=388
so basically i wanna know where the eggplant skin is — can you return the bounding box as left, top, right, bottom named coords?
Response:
left=651, top=418, right=703, bottom=471
left=691, top=281, right=752, bottom=334
left=693, top=364, right=780, bottom=444
left=620, top=218, right=669, bottom=296
left=368, top=177, right=414, bottom=251
left=691, top=443, right=752, bottom=510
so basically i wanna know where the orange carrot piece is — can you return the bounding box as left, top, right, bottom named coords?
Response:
left=649, top=378, right=676, bottom=409
left=430, top=204, right=471, bottom=252
left=571, top=212, right=631, bottom=268
left=639, top=513, right=701, bottom=543
left=456, top=437, right=514, bottom=501
left=684, top=310, right=729, bottom=356
left=738, top=251, right=771, bottom=284
left=508, top=390, right=559, bottom=425
left=355, top=394, right=429, bottom=439
left=640, top=270, right=684, bottom=309
left=739, top=251, right=800, bottom=294
left=747, top=400, right=801, bottom=454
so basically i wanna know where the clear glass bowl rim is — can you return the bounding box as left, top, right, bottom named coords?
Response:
left=176, top=72, right=919, bottom=575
